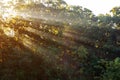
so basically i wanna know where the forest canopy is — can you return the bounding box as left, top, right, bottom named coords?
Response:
left=0, top=0, right=120, bottom=80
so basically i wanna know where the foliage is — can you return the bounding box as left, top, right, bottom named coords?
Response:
left=73, top=46, right=88, bottom=60
left=0, top=0, right=120, bottom=80
left=101, top=58, right=120, bottom=80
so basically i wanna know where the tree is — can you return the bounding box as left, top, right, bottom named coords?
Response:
left=45, top=0, right=67, bottom=9
left=110, top=7, right=120, bottom=16
left=110, top=7, right=120, bottom=28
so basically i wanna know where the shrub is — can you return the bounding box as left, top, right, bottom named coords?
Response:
left=101, top=57, right=120, bottom=80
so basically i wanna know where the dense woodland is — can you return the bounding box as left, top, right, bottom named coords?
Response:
left=0, top=0, right=120, bottom=80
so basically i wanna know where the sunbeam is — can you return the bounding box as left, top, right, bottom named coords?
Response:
left=3, top=27, right=15, bottom=37
left=0, top=1, right=119, bottom=80
left=1, top=0, right=18, bottom=21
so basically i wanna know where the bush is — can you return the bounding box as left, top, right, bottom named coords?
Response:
left=101, top=57, right=120, bottom=80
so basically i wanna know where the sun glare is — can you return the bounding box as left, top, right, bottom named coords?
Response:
left=1, top=0, right=17, bottom=21
left=3, top=0, right=11, bottom=3
left=2, top=8, right=17, bottom=21
left=3, top=27, right=15, bottom=37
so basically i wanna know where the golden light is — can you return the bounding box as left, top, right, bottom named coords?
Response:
left=2, top=0, right=12, bottom=6
left=1, top=0, right=18, bottom=21
left=2, top=0, right=12, bottom=3
left=2, top=8, right=17, bottom=21
left=3, top=27, right=15, bottom=37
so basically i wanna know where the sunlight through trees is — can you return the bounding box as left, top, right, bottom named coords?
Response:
left=0, top=0, right=120, bottom=80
